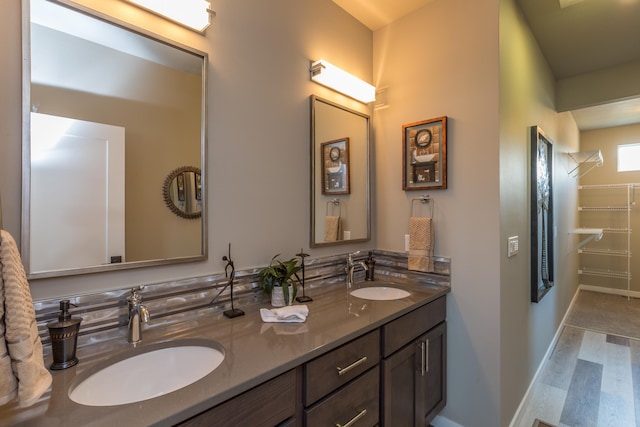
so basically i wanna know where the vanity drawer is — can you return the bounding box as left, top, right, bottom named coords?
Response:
left=304, top=329, right=380, bottom=405
left=305, top=365, right=379, bottom=427
left=382, top=296, right=445, bottom=357
left=177, top=369, right=297, bottom=427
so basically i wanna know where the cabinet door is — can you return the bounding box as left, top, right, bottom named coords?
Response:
left=382, top=339, right=418, bottom=427
left=416, top=322, right=446, bottom=426
left=382, top=322, right=446, bottom=427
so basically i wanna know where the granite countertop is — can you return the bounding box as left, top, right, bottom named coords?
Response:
left=1, top=278, right=449, bottom=426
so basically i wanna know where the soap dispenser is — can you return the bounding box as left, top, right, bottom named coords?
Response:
left=47, top=300, right=82, bottom=370
left=365, top=251, right=376, bottom=281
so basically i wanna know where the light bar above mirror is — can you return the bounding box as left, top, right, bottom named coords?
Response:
left=125, top=0, right=215, bottom=33
left=310, top=59, right=376, bottom=104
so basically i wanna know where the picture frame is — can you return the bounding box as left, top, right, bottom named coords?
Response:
left=530, top=125, right=554, bottom=303
left=321, top=138, right=350, bottom=195
left=403, top=116, right=448, bottom=190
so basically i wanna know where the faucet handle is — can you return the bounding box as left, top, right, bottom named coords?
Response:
left=347, top=251, right=361, bottom=263
left=127, top=287, right=143, bottom=306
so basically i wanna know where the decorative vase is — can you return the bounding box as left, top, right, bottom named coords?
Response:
left=271, top=285, right=293, bottom=307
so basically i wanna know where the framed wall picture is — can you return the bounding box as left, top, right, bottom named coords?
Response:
left=530, top=125, right=554, bottom=303
left=403, top=116, right=448, bottom=190
left=321, top=138, right=350, bottom=195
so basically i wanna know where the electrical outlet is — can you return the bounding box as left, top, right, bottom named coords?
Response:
left=405, top=234, right=410, bottom=252
left=508, top=236, right=519, bottom=258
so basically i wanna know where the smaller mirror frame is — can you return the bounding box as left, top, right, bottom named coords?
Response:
left=163, top=166, right=202, bottom=219
left=310, top=96, right=371, bottom=247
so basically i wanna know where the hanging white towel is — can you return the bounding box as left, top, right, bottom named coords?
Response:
left=0, top=230, right=52, bottom=408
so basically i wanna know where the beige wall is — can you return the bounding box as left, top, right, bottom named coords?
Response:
left=499, top=0, right=580, bottom=425
left=0, top=0, right=591, bottom=425
left=0, top=0, right=373, bottom=300
left=373, top=0, right=502, bottom=425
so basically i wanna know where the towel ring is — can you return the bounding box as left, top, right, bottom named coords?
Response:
left=326, top=198, right=341, bottom=217
left=411, top=195, right=433, bottom=218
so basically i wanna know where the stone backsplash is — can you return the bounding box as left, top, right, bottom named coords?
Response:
left=33, top=250, right=450, bottom=347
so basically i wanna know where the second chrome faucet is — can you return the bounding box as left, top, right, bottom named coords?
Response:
left=127, top=287, right=150, bottom=344
left=346, top=251, right=368, bottom=289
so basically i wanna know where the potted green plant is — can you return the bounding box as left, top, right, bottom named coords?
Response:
left=258, top=254, right=302, bottom=307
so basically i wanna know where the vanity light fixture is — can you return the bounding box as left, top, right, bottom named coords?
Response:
left=310, top=59, right=376, bottom=104
left=125, top=0, right=214, bottom=33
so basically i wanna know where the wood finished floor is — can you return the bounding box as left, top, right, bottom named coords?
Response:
left=516, top=291, right=640, bottom=427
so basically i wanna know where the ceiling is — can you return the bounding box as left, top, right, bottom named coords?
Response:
left=333, top=0, right=640, bottom=131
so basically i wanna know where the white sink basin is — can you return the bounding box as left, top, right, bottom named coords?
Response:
left=69, top=340, right=225, bottom=406
left=350, top=286, right=410, bottom=300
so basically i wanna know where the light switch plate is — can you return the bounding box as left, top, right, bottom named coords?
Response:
left=508, top=236, right=519, bottom=258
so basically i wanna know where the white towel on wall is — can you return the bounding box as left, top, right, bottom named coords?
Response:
left=0, top=230, right=52, bottom=408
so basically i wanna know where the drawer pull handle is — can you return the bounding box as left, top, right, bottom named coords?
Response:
left=336, top=408, right=367, bottom=427
left=336, top=356, right=368, bottom=376
left=425, top=339, right=430, bottom=373
left=418, top=340, right=430, bottom=376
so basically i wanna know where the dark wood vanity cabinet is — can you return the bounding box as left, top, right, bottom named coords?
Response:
left=176, top=296, right=446, bottom=427
left=382, top=322, right=446, bottom=426
left=176, top=369, right=298, bottom=427
left=303, top=330, right=380, bottom=426
left=381, top=296, right=447, bottom=427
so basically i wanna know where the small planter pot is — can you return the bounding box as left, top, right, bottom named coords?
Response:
left=271, top=285, right=293, bottom=307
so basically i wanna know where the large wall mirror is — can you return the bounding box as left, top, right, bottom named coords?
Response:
left=22, top=0, right=207, bottom=278
left=311, top=96, right=370, bottom=247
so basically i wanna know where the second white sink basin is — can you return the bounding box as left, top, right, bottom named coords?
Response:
left=351, top=286, right=410, bottom=300
left=69, top=339, right=225, bottom=406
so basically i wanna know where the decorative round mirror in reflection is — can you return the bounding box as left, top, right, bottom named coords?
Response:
left=163, top=166, right=202, bottom=219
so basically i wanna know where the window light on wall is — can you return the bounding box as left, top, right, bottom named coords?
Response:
left=125, top=0, right=214, bottom=33
left=617, top=143, right=640, bottom=172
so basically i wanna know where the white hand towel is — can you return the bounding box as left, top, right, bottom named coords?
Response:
left=0, top=230, right=52, bottom=408
left=260, top=305, right=309, bottom=323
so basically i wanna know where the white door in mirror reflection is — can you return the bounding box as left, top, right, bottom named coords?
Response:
left=30, top=113, right=125, bottom=272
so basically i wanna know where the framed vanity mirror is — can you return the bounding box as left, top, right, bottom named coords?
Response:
left=310, top=96, right=370, bottom=247
left=22, top=0, right=207, bottom=278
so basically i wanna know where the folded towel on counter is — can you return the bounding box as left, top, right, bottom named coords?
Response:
left=408, top=217, right=435, bottom=273
left=0, top=230, right=52, bottom=408
left=260, top=305, right=309, bottom=323
left=324, top=216, right=341, bottom=242
left=260, top=323, right=309, bottom=335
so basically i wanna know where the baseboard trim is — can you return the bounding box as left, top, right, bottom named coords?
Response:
left=432, top=415, right=465, bottom=427
left=508, top=287, right=582, bottom=427
left=579, top=284, right=640, bottom=299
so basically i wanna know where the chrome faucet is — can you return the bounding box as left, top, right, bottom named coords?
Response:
left=346, top=251, right=368, bottom=289
left=127, top=287, right=150, bottom=344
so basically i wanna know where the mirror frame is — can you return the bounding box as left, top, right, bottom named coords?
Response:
left=310, top=96, right=371, bottom=247
left=21, top=0, right=208, bottom=279
left=162, top=166, right=202, bottom=219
